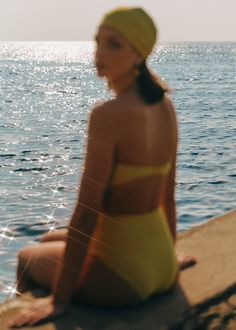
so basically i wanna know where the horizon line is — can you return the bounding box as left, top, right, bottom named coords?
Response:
left=0, top=40, right=235, bottom=43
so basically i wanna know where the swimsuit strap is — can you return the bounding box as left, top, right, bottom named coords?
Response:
left=111, top=161, right=171, bottom=186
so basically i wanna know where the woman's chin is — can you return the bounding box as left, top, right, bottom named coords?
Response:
left=96, top=69, right=108, bottom=78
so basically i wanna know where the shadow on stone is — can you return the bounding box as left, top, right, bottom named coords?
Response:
left=0, top=284, right=189, bottom=330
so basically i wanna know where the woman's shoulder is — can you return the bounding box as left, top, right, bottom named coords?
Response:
left=155, top=94, right=177, bottom=125
left=88, top=100, right=124, bottom=141
left=90, top=98, right=131, bottom=123
left=157, top=93, right=175, bottom=112
left=92, top=98, right=129, bottom=113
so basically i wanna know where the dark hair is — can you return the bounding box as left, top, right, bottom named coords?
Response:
left=136, top=61, right=169, bottom=104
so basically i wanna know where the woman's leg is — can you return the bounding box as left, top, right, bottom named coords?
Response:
left=16, top=242, right=140, bottom=306
left=17, top=242, right=65, bottom=293
left=177, top=252, right=197, bottom=270
left=15, top=229, right=68, bottom=292
left=40, top=228, right=68, bottom=243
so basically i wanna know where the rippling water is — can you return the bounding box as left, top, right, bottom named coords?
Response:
left=0, top=41, right=235, bottom=301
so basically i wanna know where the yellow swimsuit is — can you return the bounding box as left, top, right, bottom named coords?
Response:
left=88, top=162, right=179, bottom=300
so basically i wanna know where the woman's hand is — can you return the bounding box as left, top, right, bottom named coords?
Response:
left=8, top=295, right=66, bottom=328
left=176, top=251, right=197, bottom=270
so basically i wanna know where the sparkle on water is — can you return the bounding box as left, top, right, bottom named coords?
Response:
left=0, top=41, right=95, bottom=63
left=0, top=227, right=15, bottom=242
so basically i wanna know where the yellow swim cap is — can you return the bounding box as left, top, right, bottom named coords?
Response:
left=99, top=7, right=157, bottom=59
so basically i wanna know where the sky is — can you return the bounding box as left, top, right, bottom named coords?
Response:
left=0, top=0, right=235, bottom=41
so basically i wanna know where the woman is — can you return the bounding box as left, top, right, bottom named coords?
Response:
left=9, top=7, right=195, bottom=328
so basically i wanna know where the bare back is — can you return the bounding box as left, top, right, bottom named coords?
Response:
left=85, top=90, right=178, bottom=219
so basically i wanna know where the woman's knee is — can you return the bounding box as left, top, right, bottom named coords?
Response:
left=40, top=229, right=68, bottom=243
left=40, top=232, right=52, bottom=243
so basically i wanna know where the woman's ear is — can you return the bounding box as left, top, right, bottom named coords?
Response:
left=135, top=52, right=144, bottom=66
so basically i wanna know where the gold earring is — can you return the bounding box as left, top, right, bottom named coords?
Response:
left=133, top=66, right=140, bottom=77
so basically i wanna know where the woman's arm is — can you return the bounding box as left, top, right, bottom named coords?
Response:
left=161, top=153, right=177, bottom=241
left=161, top=98, right=178, bottom=242
left=52, top=201, right=97, bottom=305
left=53, top=104, right=116, bottom=305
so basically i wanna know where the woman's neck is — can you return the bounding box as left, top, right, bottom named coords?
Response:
left=108, top=73, right=137, bottom=96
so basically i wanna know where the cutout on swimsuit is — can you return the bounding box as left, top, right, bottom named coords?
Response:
left=111, top=161, right=171, bottom=186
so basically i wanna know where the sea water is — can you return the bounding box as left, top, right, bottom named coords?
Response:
left=0, top=42, right=235, bottom=301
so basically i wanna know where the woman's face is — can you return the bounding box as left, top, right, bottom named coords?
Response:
left=94, top=26, right=142, bottom=81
